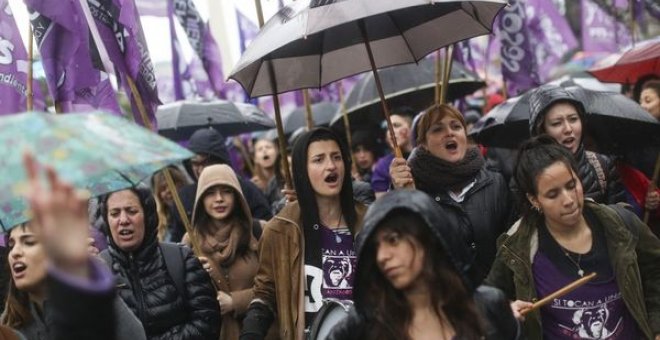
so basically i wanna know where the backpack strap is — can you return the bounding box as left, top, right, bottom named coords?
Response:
left=159, top=242, right=187, bottom=300
left=608, top=203, right=640, bottom=240
left=585, top=151, right=607, bottom=196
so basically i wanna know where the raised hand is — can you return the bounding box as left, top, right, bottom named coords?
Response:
left=23, top=153, right=91, bottom=278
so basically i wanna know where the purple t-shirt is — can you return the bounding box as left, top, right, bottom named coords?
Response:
left=371, top=153, right=394, bottom=193
left=533, top=251, right=640, bottom=339
left=320, top=225, right=356, bottom=301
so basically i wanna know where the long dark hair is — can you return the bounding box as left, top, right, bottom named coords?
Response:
left=514, top=135, right=580, bottom=219
left=98, top=186, right=159, bottom=251
left=357, top=210, right=484, bottom=340
left=1, top=224, right=36, bottom=329
left=291, top=128, right=357, bottom=233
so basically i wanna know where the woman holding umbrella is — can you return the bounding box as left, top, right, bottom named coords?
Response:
left=240, top=128, right=368, bottom=340
left=528, top=84, right=626, bottom=205
left=485, top=136, right=660, bottom=339
left=390, top=104, right=515, bottom=284
left=327, top=190, right=521, bottom=340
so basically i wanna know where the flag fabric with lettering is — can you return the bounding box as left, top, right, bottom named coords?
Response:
left=0, top=0, right=45, bottom=114
left=171, top=0, right=224, bottom=98
left=135, top=0, right=167, bottom=17
left=581, top=0, right=632, bottom=53
left=497, top=0, right=540, bottom=96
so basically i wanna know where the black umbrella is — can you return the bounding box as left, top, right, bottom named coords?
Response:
left=330, top=59, right=484, bottom=129
left=470, top=86, right=660, bottom=154
left=156, top=100, right=275, bottom=141
left=284, top=102, right=339, bottom=135
left=229, top=0, right=505, bottom=158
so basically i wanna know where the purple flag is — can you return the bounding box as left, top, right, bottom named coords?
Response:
left=172, top=0, right=225, bottom=98
left=0, top=0, right=45, bottom=114
left=236, top=9, right=259, bottom=54
left=168, top=0, right=184, bottom=101
left=581, top=0, right=632, bottom=53
left=526, top=0, right=579, bottom=82
left=497, top=0, right=540, bottom=96
left=86, top=0, right=160, bottom=128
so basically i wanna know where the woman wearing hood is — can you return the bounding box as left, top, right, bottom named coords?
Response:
left=240, top=128, right=368, bottom=340
left=183, top=164, right=277, bottom=339
left=98, top=187, right=221, bottom=339
left=390, top=104, right=515, bottom=284
left=327, top=190, right=521, bottom=340
left=486, top=136, right=660, bottom=339
left=527, top=84, right=626, bottom=205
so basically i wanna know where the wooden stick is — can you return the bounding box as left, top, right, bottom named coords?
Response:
left=303, top=89, right=314, bottom=130
left=643, top=152, right=660, bottom=224
left=435, top=50, right=442, bottom=105
left=338, top=81, right=359, bottom=177
left=254, top=0, right=293, bottom=191
left=27, top=24, right=34, bottom=111
left=357, top=20, right=402, bottom=159
left=233, top=136, right=256, bottom=175
left=440, top=45, right=454, bottom=105
left=521, top=272, right=597, bottom=316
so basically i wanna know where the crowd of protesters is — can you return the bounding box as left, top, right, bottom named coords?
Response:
left=1, top=76, right=660, bottom=340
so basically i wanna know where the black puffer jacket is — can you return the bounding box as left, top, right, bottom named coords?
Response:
left=412, top=164, right=515, bottom=285
left=528, top=84, right=626, bottom=205
left=101, top=188, right=220, bottom=340
left=327, top=190, right=521, bottom=340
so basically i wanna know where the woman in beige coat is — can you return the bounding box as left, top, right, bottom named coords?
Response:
left=185, top=164, right=276, bottom=339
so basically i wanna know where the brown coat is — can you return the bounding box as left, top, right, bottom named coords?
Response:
left=251, top=201, right=367, bottom=340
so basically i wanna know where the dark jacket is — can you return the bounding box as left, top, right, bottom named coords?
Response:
left=528, top=84, right=626, bottom=204
left=328, top=190, right=521, bottom=340
left=101, top=188, right=220, bottom=340
left=412, top=164, right=515, bottom=285
left=485, top=201, right=660, bottom=339
left=171, top=128, right=272, bottom=242
left=17, top=259, right=146, bottom=340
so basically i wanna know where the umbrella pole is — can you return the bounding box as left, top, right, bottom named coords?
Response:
left=357, top=20, right=403, bottom=159
left=254, top=0, right=293, bottom=190
left=440, top=45, right=454, bottom=105
left=303, top=89, right=314, bottom=129
left=643, top=152, right=660, bottom=224
left=27, top=23, right=33, bottom=111
left=338, top=81, right=359, bottom=177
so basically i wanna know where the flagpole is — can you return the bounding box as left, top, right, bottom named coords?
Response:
left=254, top=0, right=293, bottom=191
left=27, top=24, right=33, bottom=111
left=629, top=0, right=636, bottom=47
left=338, top=81, right=359, bottom=178
left=76, top=0, right=202, bottom=258
left=441, top=45, right=454, bottom=105
left=435, top=50, right=443, bottom=104
left=303, top=89, right=314, bottom=129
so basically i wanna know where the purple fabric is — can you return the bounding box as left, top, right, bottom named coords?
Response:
left=48, top=257, right=114, bottom=294
left=172, top=0, right=225, bottom=98
left=526, top=0, right=579, bottom=83
left=0, top=0, right=45, bottom=114
left=182, top=56, right=216, bottom=100
left=86, top=0, right=160, bottom=128
left=497, top=0, right=541, bottom=96
left=320, top=225, right=356, bottom=301
left=371, top=153, right=394, bottom=193
left=581, top=0, right=632, bottom=53
left=236, top=9, right=259, bottom=54
left=533, top=251, right=640, bottom=339
left=168, top=0, right=184, bottom=101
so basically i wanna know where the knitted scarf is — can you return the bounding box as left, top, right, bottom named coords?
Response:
left=410, top=146, right=485, bottom=193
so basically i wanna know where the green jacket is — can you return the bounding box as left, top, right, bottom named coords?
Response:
left=485, top=201, right=660, bottom=339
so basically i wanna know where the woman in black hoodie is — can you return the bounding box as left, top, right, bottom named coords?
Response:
left=328, top=190, right=521, bottom=340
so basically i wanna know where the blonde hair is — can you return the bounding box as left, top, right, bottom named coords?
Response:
left=151, top=167, right=188, bottom=241
left=416, top=104, right=467, bottom=146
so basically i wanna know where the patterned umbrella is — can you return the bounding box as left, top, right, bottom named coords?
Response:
left=0, top=111, right=194, bottom=229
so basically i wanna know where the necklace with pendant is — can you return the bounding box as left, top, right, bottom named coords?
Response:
left=562, top=249, right=584, bottom=277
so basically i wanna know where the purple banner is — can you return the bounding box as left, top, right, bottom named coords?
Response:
left=172, top=0, right=225, bottom=98
left=86, top=0, right=160, bottom=128
left=0, top=0, right=45, bottom=114
left=168, top=0, right=184, bottom=101
left=25, top=0, right=117, bottom=114
left=236, top=9, right=259, bottom=54
left=497, top=0, right=540, bottom=96
left=526, top=0, right=578, bottom=82
left=581, top=0, right=632, bottom=53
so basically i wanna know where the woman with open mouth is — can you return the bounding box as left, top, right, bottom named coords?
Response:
left=485, top=135, right=660, bottom=340
left=389, top=104, right=515, bottom=285
left=184, top=164, right=278, bottom=340
left=240, top=128, right=368, bottom=340
left=528, top=84, right=626, bottom=205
